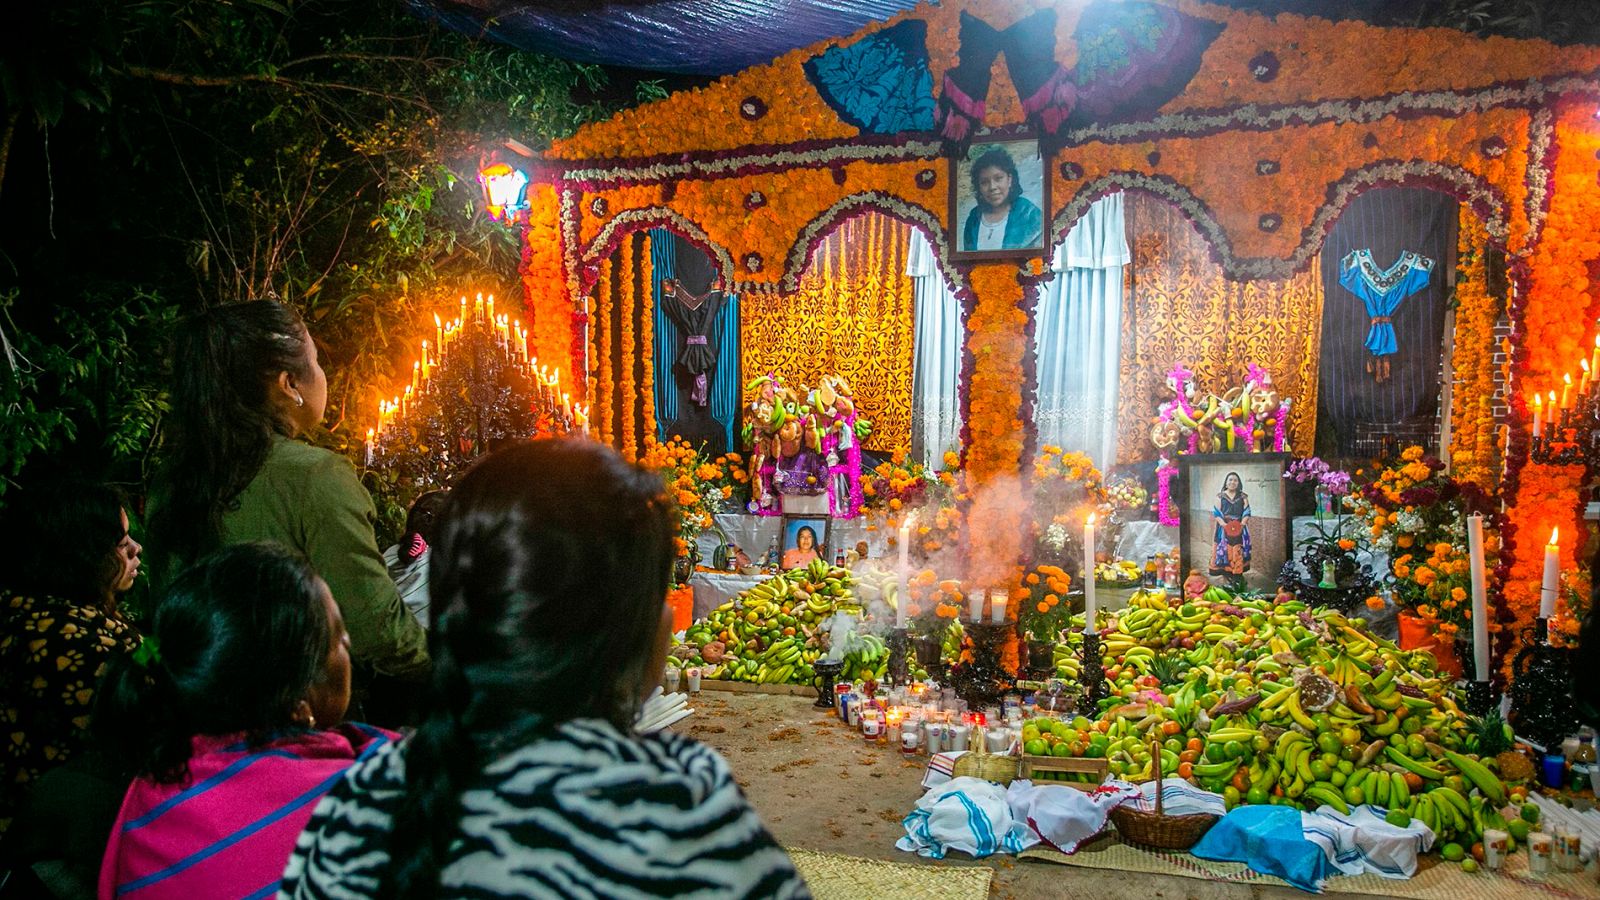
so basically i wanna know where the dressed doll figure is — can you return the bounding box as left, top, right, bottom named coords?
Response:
left=662, top=278, right=727, bottom=407
left=1183, top=569, right=1210, bottom=601
left=1209, top=472, right=1252, bottom=578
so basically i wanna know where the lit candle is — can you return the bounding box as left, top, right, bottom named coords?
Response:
left=574, top=404, right=589, bottom=434
left=1591, top=334, right=1599, bottom=382
left=1084, top=513, right=1099, bottom=634
left=1561, top=373, right=1573, bottom=410
left=487, top=294, right=495, bottom=325
left=1549, top=391, right=1558, bottom=432
left=1533, top=392, right=1543, bottom=439
left=561, top=392, right=572, bottom=420
left=475, top=292, right=484, bottom=322
left=365, top=428, right=375, bottom=467
left=1541, top=527, right=1560, bottom=619
left=1582, top=359, right=1591, bottom=397
left=896, top=512, right=915, bottom=629
left=412, top=361, right=421, bottom=393
left=1468, top=514, right=1488, bottom=682
left=989, top=589, right=1008, bottom=625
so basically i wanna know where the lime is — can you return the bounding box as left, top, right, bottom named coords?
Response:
left=1507, top=819, right=1531, bottom=842
left=1343, top=784, right=1366, bottom=806
left=1521, top=804, right=1541, bottom=824
left=1340, top=726, right=1362, bottom=747
left=1441, top=843, right=1465, bottom=862
left=1024, top=739, right=1048, bottom=757
left=1021, top=726, right=1042, bottom=743
left=1321, top=751, right=1340, bottom=770
left=1253, top=735, right=1271, bottom=754
left=1206, top=743, right=1228, bottom=764
left=1050, top=722, right=1072, bottom=739
left=1337, top=759, right=1355, bottom=775
left=1330, top=771, right=1347, bottom=788
left=1225, top=740, right=1247, bottom=760
left=1317, top=732, right=1342, bottom=755
left=1223, top=786, right=1242, bottom=808
left=1310, top=759, right=1331, bottom=781
left=1406, top=735, right=1427, bottom=758
left=1460, top=859, right=1479, bottom=874
left=1052, top=741, right=1073, bottom=758
left=1385, top=808, right=1412, bottom=828
left=1072, top=716, right=1093, bottom=731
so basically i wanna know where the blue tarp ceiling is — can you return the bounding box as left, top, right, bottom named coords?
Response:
left=409, top=0, right=924, bottom=76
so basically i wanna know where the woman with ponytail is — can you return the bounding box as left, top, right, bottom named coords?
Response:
left=96, top=543, right=396, bottom=900
left=148, top=301, right=429, bottom=693
left=282, top=440, right=807, bottom=899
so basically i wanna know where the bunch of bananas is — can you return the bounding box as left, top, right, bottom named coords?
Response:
left=675, top=560, right=861, bottom=685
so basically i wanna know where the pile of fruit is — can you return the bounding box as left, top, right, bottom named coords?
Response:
left=1045, top=588, right=1527, bottom=854
left=672, top=560, right=922, bottom=685
left=1093, top=560, right=1142, bottom=587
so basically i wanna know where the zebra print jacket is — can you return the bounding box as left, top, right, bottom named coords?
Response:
left=278, top=718, right=809, bottom=899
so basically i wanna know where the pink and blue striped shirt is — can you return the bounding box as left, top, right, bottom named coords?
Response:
left=99, top=723, right=395, bottom=900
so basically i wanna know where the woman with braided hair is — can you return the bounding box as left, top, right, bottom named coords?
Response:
left=281, top=440, right=807, bottom=899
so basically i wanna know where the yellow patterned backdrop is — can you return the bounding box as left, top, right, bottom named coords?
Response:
left=740, top=213, right=915, bottom=452
left=1118, top=194, right=1324, bottom=463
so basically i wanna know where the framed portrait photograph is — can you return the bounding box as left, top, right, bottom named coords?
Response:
left=1177, top=454, right=1290, bottom=593
left=948, top=135, right=1050, bottom=261
left=780, top=515, right=830, bottom=570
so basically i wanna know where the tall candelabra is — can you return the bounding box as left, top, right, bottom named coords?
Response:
left=369, top=293, right=587, bottom=489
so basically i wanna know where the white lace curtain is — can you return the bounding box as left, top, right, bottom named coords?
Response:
left=907, top=230, right=963, bottom=468
left=1033, top=193, right=1129, bottom=468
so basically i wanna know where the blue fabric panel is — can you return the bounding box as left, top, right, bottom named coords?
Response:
left=713, top=295, right=741, bottom=449
left=650, top=228, right=678, bottom=437
left=410, top=0, right=921, bottom=77
left=803, top=19, right=934, bottom=134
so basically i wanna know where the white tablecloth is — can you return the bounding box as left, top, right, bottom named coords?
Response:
left=686, top=571, right=765, bottom=619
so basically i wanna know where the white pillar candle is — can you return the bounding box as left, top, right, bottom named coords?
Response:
left=1591, top=334, right=1600, bottom=385
left=897, top=513, right=915, bottom=628
left=968, top=588, right=984, bottom=623
left=990, top=590, right=1008, bottom=625
left=1541, top=528, right=1560, bottom=619
left=1533, top=393, right=1543, bottom=439
left=1084, top=513, right=1099, bottom=634
left=1468, top=514, right=1489, bottom=681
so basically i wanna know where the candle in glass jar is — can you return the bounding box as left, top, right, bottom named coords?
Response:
left=1541, top=528, right=1560, bottom=618
left=885, top=708, right=903, bottom=746
left=968, top=587, right=984, bottom=623
left=1084, top=513, right=1099, bottom=633
left=990, top=589, right=1008, bottom=625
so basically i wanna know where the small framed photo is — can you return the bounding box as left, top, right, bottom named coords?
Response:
left=1177, top=453, right=1290, bottom=593
left=949, top=135, right=1050, bottom=260
left=780, top=515, right=830, bottom=570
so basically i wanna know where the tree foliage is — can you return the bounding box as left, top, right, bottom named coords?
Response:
left=0, top=0, right=619, bottom=503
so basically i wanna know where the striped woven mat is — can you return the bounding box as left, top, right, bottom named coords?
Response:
left=790, top=848, right=993, bottom=900
left=1023, top=836, right=1600, bottom=898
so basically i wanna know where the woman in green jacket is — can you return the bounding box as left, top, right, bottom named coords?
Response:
left=149, top=302, right=429, bottom=689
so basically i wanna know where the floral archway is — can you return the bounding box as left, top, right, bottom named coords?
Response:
left=516, top=0, right=1600, bottom=672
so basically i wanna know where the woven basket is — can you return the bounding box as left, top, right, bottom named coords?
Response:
left=1109, top=739, right=1218, bottom=850
left=951, top=751, right=1020, bottom=784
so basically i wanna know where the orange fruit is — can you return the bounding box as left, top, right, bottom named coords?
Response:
left=1186, top=738, right=1204, bottom=753
left=1178, top=762, right=1194, bottom=779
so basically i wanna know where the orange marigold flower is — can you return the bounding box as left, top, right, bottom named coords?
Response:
left=1365, top=595, right=1386, bottom=611
left=1036, top=602, right=1050, bottom=613
left=1026, top=573, right=1040, bottom=585
left=1337, top=539, right=1356, bottom=551
left=1044, top=594, right=1060, bottom=605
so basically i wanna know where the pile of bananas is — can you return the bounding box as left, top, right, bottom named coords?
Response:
left=1074, top=589, right=1519, bottom=851
left=675, top=559, right=891, bottom=685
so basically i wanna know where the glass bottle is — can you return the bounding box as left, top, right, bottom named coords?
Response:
left=1142, top=555, right=1159, bottom=589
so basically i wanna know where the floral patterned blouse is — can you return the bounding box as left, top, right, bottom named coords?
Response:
left=0, top=592, right=141, bottom=836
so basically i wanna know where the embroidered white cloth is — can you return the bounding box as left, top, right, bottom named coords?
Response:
left=1007, top=780, right=1139, bottom=854
left=1300, top=805, right=1435, bottom=879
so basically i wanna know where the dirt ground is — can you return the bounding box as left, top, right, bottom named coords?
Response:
left=686, top=689, right=1388, bottom=900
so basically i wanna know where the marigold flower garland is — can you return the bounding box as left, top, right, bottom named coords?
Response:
left=641, top=234, right=657, bottom=443
left=1448, top=212, right=1500, bottom=492
left=619, top=240, right=637, bottom=460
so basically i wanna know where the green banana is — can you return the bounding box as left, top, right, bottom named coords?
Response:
left=1442, top=750, right=1506, bottom=805
left=1305, top=784, right=1351, bottom=814
left=1385, top=746, right=1445, bottom=780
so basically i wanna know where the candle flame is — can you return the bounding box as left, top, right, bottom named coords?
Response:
left=366, top=428, right=374, bottom=440
left=1550, top=527, right=1559, bottom=545
left=1533, top=393, right=1542, bottom=408
left=1087, top=512, right=1097, bottom=526
left=1565, top=373, right=1573, bottom=386
left=1550, top=390, right=1557, bottom=405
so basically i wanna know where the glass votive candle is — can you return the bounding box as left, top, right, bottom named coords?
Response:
left=685, top=667, right=701, bottom=693
left=663, top=666, right=680, bottom=693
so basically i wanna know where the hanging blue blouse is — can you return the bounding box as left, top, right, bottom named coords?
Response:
left=1338, top=249, right=1434, bottom=358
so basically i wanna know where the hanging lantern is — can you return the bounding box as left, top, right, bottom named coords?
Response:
left=478, top=162, right=530, bottom=225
